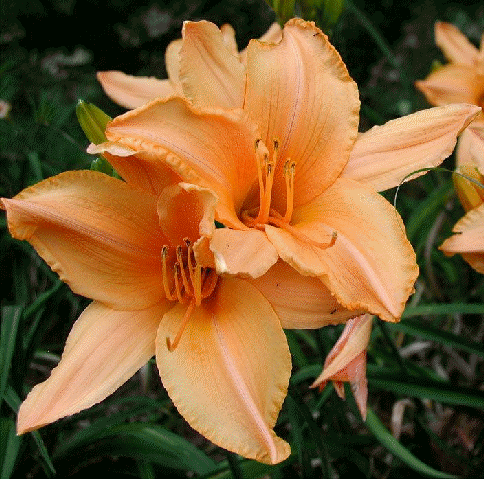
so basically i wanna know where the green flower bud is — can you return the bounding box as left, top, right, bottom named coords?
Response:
left=76, top=100, right=111, bottom=144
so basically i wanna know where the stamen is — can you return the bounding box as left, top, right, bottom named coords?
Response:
left=166, top=300, right=195, bottom=352
left=255, top=139, right=266, bottom=207
left=161, top=246, right=176, bottom=301
left=255, top=140, right=278, bottom=224
left=176, top=245, right=192, bottom=295
left=194, top=263, right=202, bottom=306
left=173, top=263, right=186, bottom=303
left=283, top=159, right=296, bottom=223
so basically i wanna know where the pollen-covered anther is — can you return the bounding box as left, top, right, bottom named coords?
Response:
left=283, top=159, right=296, bottom=223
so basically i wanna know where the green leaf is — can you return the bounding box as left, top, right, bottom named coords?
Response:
left=4, top=387, right=56, bottom=476
left=286, top=394, right=311, bottom=477
left=0, top=305, right=22, bottom=406
left=22, top=280, right=63, bottom=321
left=365, top=408, right=456, bottom=478
left=285, top=330, right=309, bottom=369
left=388, top=318, right=483, bottom=358
left=58, top=423, right=216, bottom=476
left=403, top=303, right=483, bottom=318
left=53, top=397, right=169, bottom=458
left=0, top=418, right=22, bottom=479
left=367, top=375, right=483, bottom=409
left=404, top=182, right=454, bottom=244
left=264, top=0, right=296, bottom=24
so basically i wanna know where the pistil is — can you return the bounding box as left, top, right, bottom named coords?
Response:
left=167, top=300, right=195, bottom=352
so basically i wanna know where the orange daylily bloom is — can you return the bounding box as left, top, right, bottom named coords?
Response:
left=312, top=314, right=373, bottom=420
left=95, top=18, right=480, bottom=323
left=415, top=22, right=484, bottom=167
left=1, top=173, right=303, bottom=464
left=416, top=22, right=483, bottom=111
left=97, top=21, right=282, bottom=109
left=415, top=22, right=484, bottom=272
left=440, top=125, right=484, bottom=272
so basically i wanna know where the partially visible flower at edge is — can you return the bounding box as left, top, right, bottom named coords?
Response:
left=440, top=125, right=484, bottom=272
left=415, top=21, right=484, bottom=167
left=415, top=21, right=484, bottom=273
left=312, top=314, right=373, bottom=420
left=94, top=18, right=481, bottom=325
left=97, top=21, right=282, bottom=109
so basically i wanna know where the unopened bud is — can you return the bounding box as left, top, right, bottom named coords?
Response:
left=76, top=100, right=111, bottom=144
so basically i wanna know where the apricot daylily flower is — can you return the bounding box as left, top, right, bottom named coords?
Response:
left=312, top=314, right=373, bottom=420
left=97, top=21, right=282, bottom=109
left=440, top=125, right=484, bottom=272
left=415, top=23, right=484, bottom=272
left=415, top=22, right=483, bottom=111
left=415, top=21, right=484, bottom=167
left=94, top=18, right=480, bottom=323
left=1, top=172, right=297, bottom=464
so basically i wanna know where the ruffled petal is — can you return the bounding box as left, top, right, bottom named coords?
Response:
left=105, top=97, right=259, bottom=228
left=17, top=301, right=169, bottom=434
left=265, top=178, right=418, bottom=322
left=156, top=277, right=291, bottom=464
left=180, top=21, right=245, bottom=109
left=343, top=104, right=481, bottom=192
left=244, top=18, right=360, bottom=210
left=248, top=261, right=362, bottom=329
left=435, top=21, right=481, bottom=66
left=440, top=204, right=484, bottom=273
left=97, top=71, right=175, bottom=109
left=1, top=171, right=165, bottom=310
left=415, top=65, right=483, bottom=106
left=209, top=228, right=278, bottom=278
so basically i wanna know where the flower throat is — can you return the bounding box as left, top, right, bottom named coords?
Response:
left=161, top=239, right=218, bottom=351
left=242, top=138, right=337, bottom=249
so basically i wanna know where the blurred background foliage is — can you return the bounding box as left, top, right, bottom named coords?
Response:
left=0, top=0, right=483, bottom=478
